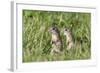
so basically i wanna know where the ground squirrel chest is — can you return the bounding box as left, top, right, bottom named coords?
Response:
left=52, top=34, right=60, bottom=43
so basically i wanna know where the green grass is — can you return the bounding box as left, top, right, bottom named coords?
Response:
left=22, top=10, right=91, bottom=62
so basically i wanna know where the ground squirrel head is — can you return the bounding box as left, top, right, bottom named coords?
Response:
left=48, top=26, right=60, bottom=35
left=63, top=28, right=71, bottom=36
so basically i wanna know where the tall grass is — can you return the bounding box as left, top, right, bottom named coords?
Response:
left=22, top=10, right=91, bottom=62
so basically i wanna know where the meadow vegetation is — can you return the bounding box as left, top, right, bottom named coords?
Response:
left=23, top=10, right=91, bottom=62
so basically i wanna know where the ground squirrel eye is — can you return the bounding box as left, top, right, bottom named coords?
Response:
left=52, top=27, right=55, bottom=30
left=65, top=28, right=67, bottom=31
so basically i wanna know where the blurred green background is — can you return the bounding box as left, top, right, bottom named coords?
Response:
left=22, top=10, right=91, bottom=62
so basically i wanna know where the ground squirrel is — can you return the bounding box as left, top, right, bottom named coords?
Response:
left=63, top=28, right=74, bottom=50
left=49, top=26, right=63, bottom=55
